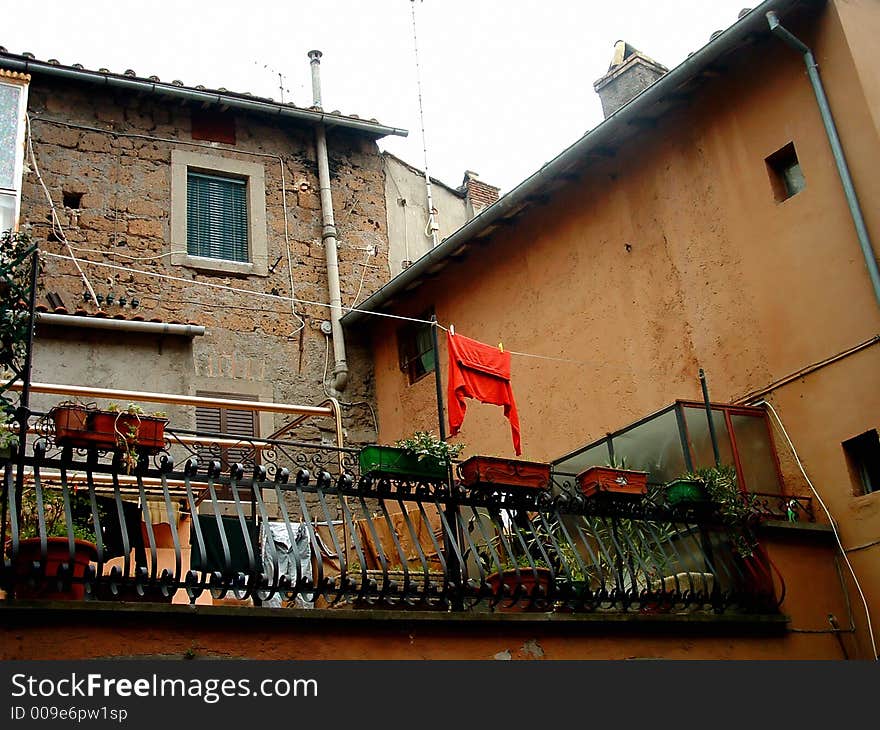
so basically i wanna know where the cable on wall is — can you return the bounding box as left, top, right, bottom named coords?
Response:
left=28, top=116, right=304, bottom=335
left=24, top=114, right=98, bottom=304
left=759, top=398, right=878, bottom=661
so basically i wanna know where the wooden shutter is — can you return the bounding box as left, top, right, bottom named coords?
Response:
left=195, top=393, right=259, bottom=472
left=186, top=172, right=248, bottom=261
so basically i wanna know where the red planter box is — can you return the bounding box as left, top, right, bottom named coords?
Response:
left=51, top=405, right=167, bottom=454
left=576, top=466, right=648, bottom=499
left=458, top=456, right=551, bottom=491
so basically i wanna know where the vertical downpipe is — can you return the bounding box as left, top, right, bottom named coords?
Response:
left=309, top=50, right=348, bottom=393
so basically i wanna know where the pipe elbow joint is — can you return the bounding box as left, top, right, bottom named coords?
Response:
left=333, top=366, right=349, bottom=393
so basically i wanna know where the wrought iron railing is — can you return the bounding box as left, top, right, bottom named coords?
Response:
left=1, top=436, right=785, bottom=615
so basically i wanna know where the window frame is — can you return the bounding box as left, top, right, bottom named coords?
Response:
left=0, top=72, right=29, bottom=234
left=397, top=312, right=436, bottom=385
left=170, top=149, right=268, bottom=276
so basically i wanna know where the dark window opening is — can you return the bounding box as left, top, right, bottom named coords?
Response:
left=397, top=312, right=436, bottom=385
left=766, top=142, right=805, bottom=202
left=186, top=171, right=248, bottom=262
left=191, top=108, right=236, bottom=145
left=62, top=191, right=84, bottom=209
left=843, top=430, right=880, bottom=495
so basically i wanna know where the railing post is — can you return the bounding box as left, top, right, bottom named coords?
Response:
left=430, top=315, right=462, bottom=606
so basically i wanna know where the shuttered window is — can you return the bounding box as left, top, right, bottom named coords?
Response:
left=195, top=392, right=259, bottom=471
left=186, top=171, right=248, bottom=262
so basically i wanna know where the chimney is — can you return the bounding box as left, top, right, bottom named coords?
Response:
left=462, top=170, right=500, bottom=218
left=593, top=40, right=668, bottom=118
left=307, top=49, right=323, bottom=108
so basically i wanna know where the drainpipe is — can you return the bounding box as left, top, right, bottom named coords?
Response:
left=308, top=50, right=348, bottom=392
left=766, top=11, right=880, bottom=310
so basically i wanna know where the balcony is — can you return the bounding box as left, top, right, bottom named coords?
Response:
left=1, top=396, right=789, bottom=617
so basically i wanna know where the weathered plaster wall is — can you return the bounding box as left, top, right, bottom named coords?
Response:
left=368, top=1, right=880, bottom=657
left=19, top=76, right=390, bottom=443
left=382, top=153, right=469, bottom=277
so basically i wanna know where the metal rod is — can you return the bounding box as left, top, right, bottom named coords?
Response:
left=767, top=11, right=880, bottom=310
left=699, top=368, right=721, bottom=467
left=7, top=382, right=334, bottom=417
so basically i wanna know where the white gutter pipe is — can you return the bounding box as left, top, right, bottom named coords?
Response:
left=309, top=50, right=348, bottom=393
left=37, top=312, right=205, bottom=337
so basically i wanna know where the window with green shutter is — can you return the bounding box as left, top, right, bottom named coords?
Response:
left=186, top=171, right=249, bottom=262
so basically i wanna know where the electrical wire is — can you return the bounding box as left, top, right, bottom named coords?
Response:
left=759, top=398, right=878, bottom=661
left=24, top=114, right=98, bottom=304
left=28, top=116, right=304, bottom=335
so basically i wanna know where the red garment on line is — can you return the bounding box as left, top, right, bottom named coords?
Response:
left=447, top=331, right=521, bottom=455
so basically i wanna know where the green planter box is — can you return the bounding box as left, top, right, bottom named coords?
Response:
left=665, top=479, right=709, bottom=507
left=358, top=445, right=448, bottom=481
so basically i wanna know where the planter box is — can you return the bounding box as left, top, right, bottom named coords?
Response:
left=576, top=466, right=648, bottom=500
left=50, top=405, right=167, bottom=455
left=458, top=455, right=550, bottom=491
left=358, top=445, right=448, bottom=482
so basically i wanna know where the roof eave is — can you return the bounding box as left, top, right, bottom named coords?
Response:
left=340, top=0, right=815, bottom=329
left=0, top=54, right=408, bottom=139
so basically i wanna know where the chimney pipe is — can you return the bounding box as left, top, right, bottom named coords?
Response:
left=308, top=49, right=323, bottom=108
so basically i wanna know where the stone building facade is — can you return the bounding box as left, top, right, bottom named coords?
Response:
left=4, top=51, right=407, bottom=447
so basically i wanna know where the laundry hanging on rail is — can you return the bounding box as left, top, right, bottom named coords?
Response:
left=447, top=331, right=521, bottom=455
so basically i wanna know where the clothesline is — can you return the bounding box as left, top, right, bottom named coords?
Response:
left=43, top=251, right=599, bottom=366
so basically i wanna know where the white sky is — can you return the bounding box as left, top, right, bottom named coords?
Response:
left=3, top=0, right=758, bottom=193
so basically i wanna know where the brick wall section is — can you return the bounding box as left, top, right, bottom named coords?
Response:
left=463, top=172, right=500, bottom=213
left=20, top=76, right=389, bottom=445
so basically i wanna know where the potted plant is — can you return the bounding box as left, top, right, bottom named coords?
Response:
left=576, top=457, right=648, bottom=500
left=358, top=430, right=464, bottom=482
left=458, top=454, right=551, bottom=492
left=6, top=487, right=100, bottom=601
left=682, top=464, right=762, bottom=558
left=50, top=401, right=168, bottom=466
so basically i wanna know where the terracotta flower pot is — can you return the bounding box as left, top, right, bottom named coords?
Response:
left=458, top=455, right=551, bottom=491
left=485, top=567, right=554, bottom=611
left=11, top=537, right=98, bottom=601
left=51, top=405, right=167, bottom=454
left=576, top=466, right=648, bottom=499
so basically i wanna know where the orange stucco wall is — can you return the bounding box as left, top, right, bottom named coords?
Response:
left=368, top=0, right=880, bottom=658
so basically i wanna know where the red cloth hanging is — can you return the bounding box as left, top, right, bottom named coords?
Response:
left=447, top=331, right=521, bottom=455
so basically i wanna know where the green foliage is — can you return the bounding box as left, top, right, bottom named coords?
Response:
left=686, top=464, right=761, bottom=556
left=0, top=227, right=37, bottom=437
left=394, top=430, right=464, bottom=464
left=14, top=487, right=101, bottom=543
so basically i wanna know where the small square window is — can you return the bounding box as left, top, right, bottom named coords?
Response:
left=843, top=430, right=880, bottom=495
left=398, top=313, right=436, bottom=384
left=766, top=142, right=805, bottom=202
left=186, top=171, right=248, bottom=262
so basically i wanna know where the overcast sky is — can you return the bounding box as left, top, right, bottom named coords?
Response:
left=3, top=0, right=758, bottom=193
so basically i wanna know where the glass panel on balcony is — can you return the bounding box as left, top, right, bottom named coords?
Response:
left=683, top=406, right=735, bottom=470
left=731, top=413, right=783, bottom=494
left=609, top=408, right=688, bottom=485
left=554, top=440, right=611, bottom=477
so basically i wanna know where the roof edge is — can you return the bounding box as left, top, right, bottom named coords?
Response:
left=341, top=0, right=816, bottom=329
left=0, top=53, right=408, bottom=139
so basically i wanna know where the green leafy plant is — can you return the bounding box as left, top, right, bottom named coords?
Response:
left=685, top=464, right=761, bottom=557
left=394, top=430, right=464, bottom=465
left=12, top=487, right=100, bottom=543
left=0, top=227, right=38, bottom=452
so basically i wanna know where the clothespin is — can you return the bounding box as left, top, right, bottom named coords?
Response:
left=498, top=341, right=504, bottom=352
left=449, top=324, right=455, bottom=336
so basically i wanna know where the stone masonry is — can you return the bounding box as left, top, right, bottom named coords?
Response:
left=19, top=75, right=392, bottom=446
